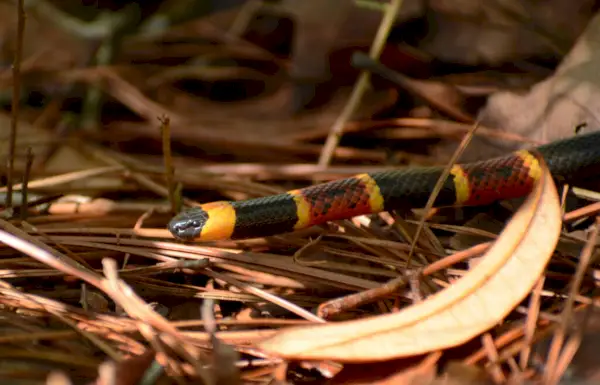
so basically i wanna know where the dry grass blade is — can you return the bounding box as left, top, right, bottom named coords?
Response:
left=520, top=276, right=545, bottom=370
left=0, top=166, right=123, bottom=192
left=406, top=121, right=479, bottom=267
left=317, top=241, right=490, bottom=320
left=257, top=160, right=562, bottom=362
left=0, top=221, right=193, bottom=352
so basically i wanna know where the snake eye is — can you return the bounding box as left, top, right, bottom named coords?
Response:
left=191, top=220, right=201, bottom=228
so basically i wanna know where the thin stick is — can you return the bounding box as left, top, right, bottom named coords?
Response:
left=520, top=276, right=544, bottom=370
left=317, top=0, right=403, bottom=168
left=317, top=240, right=490, bottom=318
left=6, top=0, right=26, bottom=209
left=159, top=115, right=177, bottom=214
left=19, top=147, right=33, bottom=220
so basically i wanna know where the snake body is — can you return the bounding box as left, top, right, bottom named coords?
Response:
left=168, top=131, right=600, bottom=242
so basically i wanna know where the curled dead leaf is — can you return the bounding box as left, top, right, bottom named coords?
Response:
left=258, top=160, right=562, bottom=362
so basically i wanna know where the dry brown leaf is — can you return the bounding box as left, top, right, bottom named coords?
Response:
left=422, top=0, right=594, bottom=65
left=257, top=162, right=561, bottom=362
left=462, top=11, right=600, bottom=161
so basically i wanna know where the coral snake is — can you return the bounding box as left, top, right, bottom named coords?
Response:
left=168, top=130, right=600, bottom=242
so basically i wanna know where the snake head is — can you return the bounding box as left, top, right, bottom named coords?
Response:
left=167, top=208, right=207, bottom=241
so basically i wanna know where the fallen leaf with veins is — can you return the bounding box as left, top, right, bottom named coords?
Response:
left=258, top=160, right=561, bottom=362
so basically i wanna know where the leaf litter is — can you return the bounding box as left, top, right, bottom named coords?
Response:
left=1, top=1, right=600, bottom=384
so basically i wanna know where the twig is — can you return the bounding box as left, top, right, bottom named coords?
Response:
left=19, top=147, right=33, bottom=220
left=7, top=0, right=26, bottom=209
left=159, top=115, right=178, bottom=214
left=520, top=276, right=545, bottom=370
left=317, top=241, right=490, bottom=318
left=351, top=52, right=473, bottom=122
left=317, top=0, right=404, bottom=169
